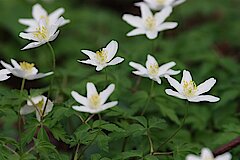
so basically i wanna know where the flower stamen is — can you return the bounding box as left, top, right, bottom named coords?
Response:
left=145, top=16, right=156, bottom=31
left=183, top=80, right=198, bottom=97
left=89, top=94, right=101, bottom=109
left=20, top=62, right=35, bottom=72
left=156, top=0, right=165, bottom=5
left=96, top=49, right=108, bottom=64
left=33, top=26, right=48, bottom=40
left=148, top=63, right=159, bottom=77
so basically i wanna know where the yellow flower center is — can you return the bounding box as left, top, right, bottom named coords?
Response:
left=148, top=63, right=159, bottom=77
left=89, top=94, right=101, bottom=109
left=145, top=16, right=156, bottom=31
left=96, top=49, right=108, bottom=64
left=20, top=62, right=35, bottom=72
left=33, top=26, right=48, bottom=41
left=156, top=0, right=165, bottom=5
left=183, top=80, right=198, bottom=97
left=36, top=99, right=44, bottom=116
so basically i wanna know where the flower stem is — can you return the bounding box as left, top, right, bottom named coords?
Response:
left=41, top=42, right=56, bottom=121
left=147, top=130, right=154, bottom=155
left=18, top=78, right=25, bottom=153
left=105, top=68, right=108, bottom=84
left=141, top=80, right=154, bottom=116
left=73, top=143, right=80, bottom=160
left=159, top=102, right=189, bottom=148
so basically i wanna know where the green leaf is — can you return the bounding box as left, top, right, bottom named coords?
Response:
left=37, top=127, right=49, bottom=141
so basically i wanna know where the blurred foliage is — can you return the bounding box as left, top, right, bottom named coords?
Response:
left=0, top=0, right=240, bottom=159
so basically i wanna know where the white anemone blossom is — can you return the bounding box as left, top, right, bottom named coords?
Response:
left=0, top=69, right=11, bottom=81
left=0, top=59, right=53, bottom=80
left=78, top=40, right=124, bottom=71
left=19, top=17, right=64, bottom=50
left=20, top=95, right=54, bottom=122
left=135, top=0, right=186, bottom=11
left=186, top=148, right=232, bottom=160
left=71, top=82, right=118, bottom=114
left=122, top=3, right=177, bottom=39
left=165, top=70, right=220, bottom=102
left=129, top=54, right=180, bottom=84
left=19, top=3, right=70, bottom=32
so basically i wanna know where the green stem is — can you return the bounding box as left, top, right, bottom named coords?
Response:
left=18, top=78, right=25, bottom=153
left=159, top=102, right=189, bottom=148
left=73, top=143, right=80, bottom=160
left=41, top=42, right=56, bottom=121
left=2, top=144, right=19, bottom=156
left=141, top=80, right=154, bottom=116
left=105, top=68, right=108, bottom=84
left=147, top=131, right=154, bottom=155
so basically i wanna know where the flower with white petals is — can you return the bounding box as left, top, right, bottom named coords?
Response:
left=129, top=54, right=180, bottom=84
left=0, top=59, right=53, bottom=80
left=78, top=40, right=124, bottom=71
left=165, top=70, right=220, bottom=102
left=136, top=0, right=186, bottom=11
left=0, top=69, right=11, bottom=81
left=20, top=95, right=53, bottom=122
left=19, top=17, right=64, bottom=50
left=19, top=3, right=70, bottom=32
left=71, top=82, right=118, bottom=114
left=186, top=148, right=232, bottom=160
left=122, top=4, right=177, bottom=39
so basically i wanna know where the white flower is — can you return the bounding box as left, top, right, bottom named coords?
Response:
left=19, top=17, right=64, bottom=50
left=186, top=148, right=232, bottom=160
left=0, top=59, right=53, bottom=80
left=129, top=54, right=180, bottom=84
left=122, top=3, right=177, bottom=39
left=165, top=70, right=220, bottom=102
left=19, top=3, right=70, bottom=32
left=136, top=0, right=186, bottom=11
left=78, top=40, right=124, bottom=71
left=0, top=69, right=11, bottom=81
left=20, top=95, right=54, bottom=122
left=71, top=82, right=118, bottom=114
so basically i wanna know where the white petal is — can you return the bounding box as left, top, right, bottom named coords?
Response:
left=132, top=71, right=148, bottom=77
left=215, top=153, right=232, bottom=160
left=129, top=62, right=147, bottom=74
left=166, top=76, right=183, bottom=93
left=0, top=75, right=10, bottom=81
left=49, top=30, right=60, bottom=41
left=72, top=105, right=97, bottom=114
left=164, top=69, right=180, bottom=76
left=19, top=32, right=39, bottom=41
left=140, top=3, right=153, bottom=19
left=157, top=22, right=178, bottom=32
left=18, top=18, right=36, bottom=26
left=181, top=70, right=192, bottom=85
left=173, top=0, right=186, bottom=6
left=185, top=154, right=201, bottom=160
left=32, top=4, right=48, bottom=21
left=20, top=105, right=35, bottom=115
left=96, top=65, right=105, bottom=71
left=0, top=61, right=13, bottom=70
left=10, top=59, right=21, bottom=69
left=26, top=72, right=53, bottom=80
left=165, top=89, right=185, bottom=99
left=78, top=59, right=97, bottom=66
left=49, top=8, right=64, bottom=24
left=21, top=42, right=44, bottom=50
left=105, top=40, right=118, bottom=62
left=146, top=31, right=158, bottom=39
left=158, top=61, right=176, bottom=75
left=201, top=148, right=214, bottom=159
left=122, top=14, right=143, bottom=28
left=44, top=100, right=54, bottom=114
left=71, top=91, right=87, bottom=106
left=107, top=57, right=124, bottom=66
left=188, top=95, right=220, bottom=102
left=155, top=6, right=173, bottom=24
left=146, top=54, right=158, bottom=68
left=81, top=50, right=96, bottom=60
left=101, top=101, right=118, bottom=111
left=127, top=28, right=146, bottom=36
left=27, top=96, right=45, bottom=106
left=87, top=82, right=98, bottom=99
left=99, top=84, right=115, bottom=105
left=0, top=69, right=11, bottom=74
left=196, top=78, right=216, bottom=95
left=155, top=77, right=162, bottom=84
